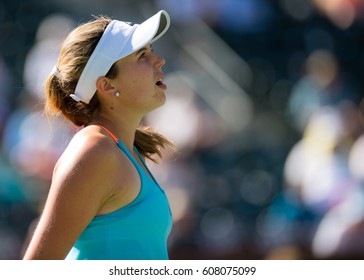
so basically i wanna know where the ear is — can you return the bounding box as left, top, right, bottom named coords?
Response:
left=96, top=76, right=117, bottom=97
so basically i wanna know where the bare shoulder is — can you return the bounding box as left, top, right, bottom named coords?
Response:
left=49, top=125, right=142, bottom=217
left=55, top=126, right=117, bottom=174
left=50, top=126, right=120, bottom=201
left=23, top=126, right=123, bottom=259
left=52, top=126, right=138, bottom=203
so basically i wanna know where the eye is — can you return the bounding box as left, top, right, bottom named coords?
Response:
left=139, top=52, right=146, bottom=60
left=137, top=45, right=153, bottom=60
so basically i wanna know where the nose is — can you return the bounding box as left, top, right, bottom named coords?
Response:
left=154, top=52, right=165, bottom=68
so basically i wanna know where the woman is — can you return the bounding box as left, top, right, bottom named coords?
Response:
left=23, top=10, right=175, bottom=260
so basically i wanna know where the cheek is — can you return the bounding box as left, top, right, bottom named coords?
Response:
left=125, top=69, right=151, bottom=89
left=123, top=78, right=150, bottom=103
left=120, top=75, right=142, bottom=94
left=118, top=66, right=154, bottom=98
left=129, top=78, right=149, bottom=98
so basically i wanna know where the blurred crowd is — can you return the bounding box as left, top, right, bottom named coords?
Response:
left=1, top=0, right=364, bottom=259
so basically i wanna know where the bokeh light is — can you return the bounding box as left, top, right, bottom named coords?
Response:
left=1, top=0, right=364, bottom=260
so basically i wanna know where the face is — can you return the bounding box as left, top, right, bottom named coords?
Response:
left=112, top=44, right=167, bottom=114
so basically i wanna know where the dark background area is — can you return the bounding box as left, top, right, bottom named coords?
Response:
left=1, top=0, right=364, bottom=260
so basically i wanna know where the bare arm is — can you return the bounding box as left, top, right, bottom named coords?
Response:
left=23, top=132, right=118, bottom=259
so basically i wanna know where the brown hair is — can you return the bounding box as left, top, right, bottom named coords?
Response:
left=45, top=16, right=174, bottom=162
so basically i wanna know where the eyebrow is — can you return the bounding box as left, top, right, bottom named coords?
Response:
left=135, top=44, right=152, bottom=55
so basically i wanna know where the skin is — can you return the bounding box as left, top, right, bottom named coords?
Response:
left=23, top=44, right=167, bottom=259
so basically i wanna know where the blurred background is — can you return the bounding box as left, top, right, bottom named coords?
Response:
left=1, top=0, right=364, bottom=260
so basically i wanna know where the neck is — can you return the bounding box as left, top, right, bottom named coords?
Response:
left=91, top=109, right=143, bottom=152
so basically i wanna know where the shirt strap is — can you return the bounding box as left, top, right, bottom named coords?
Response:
left=98, top=125, right=118, bottom=144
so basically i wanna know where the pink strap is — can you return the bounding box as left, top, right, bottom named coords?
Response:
left=99, top=125, right=118, bottom=143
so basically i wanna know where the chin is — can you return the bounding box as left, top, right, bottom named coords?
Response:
left=160, top=94, right=167, bottom=104
left=156, top=92, right=167, bottom=105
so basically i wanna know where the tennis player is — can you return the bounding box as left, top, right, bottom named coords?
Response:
left=23, top=10, right=175, bottom=260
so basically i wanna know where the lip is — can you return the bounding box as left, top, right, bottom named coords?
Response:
left=156, top=72, right=167, bottom=90
left=157, top=82, right=167, bottom=90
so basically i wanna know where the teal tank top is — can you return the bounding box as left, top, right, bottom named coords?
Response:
left=65, top=128, right=173, bottom=260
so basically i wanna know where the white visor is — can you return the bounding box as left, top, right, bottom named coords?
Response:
left=71, top=10, right=170, bottom=104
